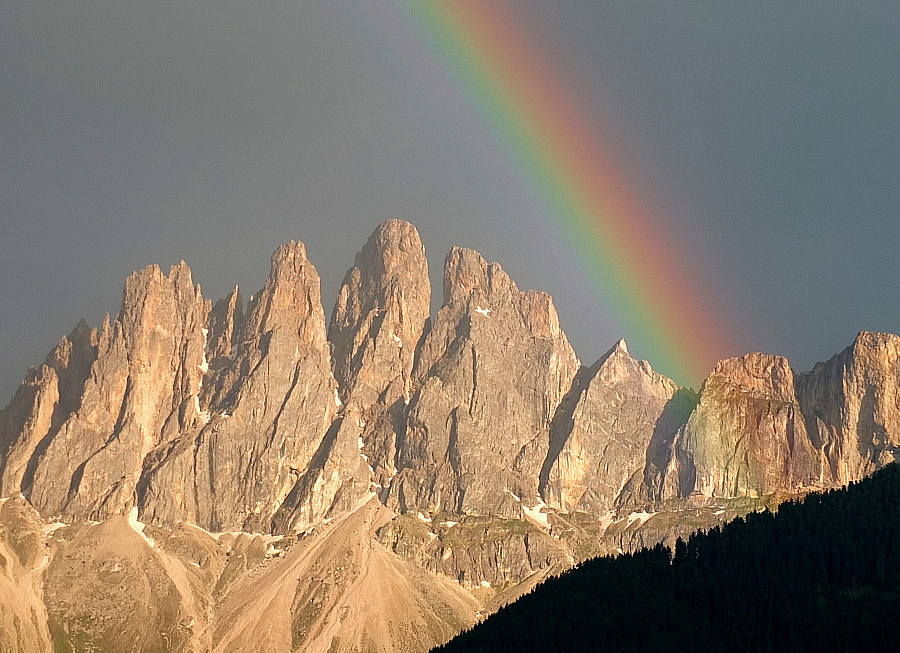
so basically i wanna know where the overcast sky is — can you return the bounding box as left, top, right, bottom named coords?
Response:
left=1, top=0, right=898, bottom=398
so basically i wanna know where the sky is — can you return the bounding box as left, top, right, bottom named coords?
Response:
left=1, top=0, right=898, bottom=400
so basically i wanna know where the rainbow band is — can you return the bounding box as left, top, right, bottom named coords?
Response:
left=394, top=0, right=733, bottom=385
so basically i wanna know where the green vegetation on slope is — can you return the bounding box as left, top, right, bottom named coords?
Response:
left=434, top=464, right=900, bottom=652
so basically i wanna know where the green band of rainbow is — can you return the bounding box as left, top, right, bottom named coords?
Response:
left=394, top=0, right=734, bottom=385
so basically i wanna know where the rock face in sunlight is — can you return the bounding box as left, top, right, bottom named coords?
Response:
left=796, top=332, right=900, bottom=484
left=541, top=339, right=684, bottom=516
left=20, top=263, right=209, bottom=521
left=0, top=219, right=897, bottom=652
left=389, top=246, right=579, bottom=518
left=138, top=241, right=341, bottom=533
left=667, top=353, right=820, bottom=500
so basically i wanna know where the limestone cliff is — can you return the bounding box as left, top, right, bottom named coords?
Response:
left=0, top=221, right=898, bottom=652
left=667, top=353, right=821, bottom=500
left=797, top=331, right=900, bottom=484
left=26, top=263, right=209, bottom=521
left=389, top=246, right=580, bottom=518
left=139, top=242, right=339, bottom=533
left=541, top=339, right=684, bottom=515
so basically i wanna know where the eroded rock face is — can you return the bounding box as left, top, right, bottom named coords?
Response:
left=139, top=242, right=340, bottom=533
left=330, top=219, right=430, bottom=409
left=2, top=224, right=900, bottom=652
left=0, top=320, right=97, bottom=497
left=322, top=220, right=431, bottom=498
left=26, top=263, right=209, bottom=521
left=390, top=247, right=579, bottom=518
left=667, top=353, right=821, bottom=500
left=797, top=331, right=900, bottom=484
left=541, top=340, right=683, bottom=515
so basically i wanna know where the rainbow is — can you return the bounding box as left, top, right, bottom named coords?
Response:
left=390, top=0, right=735, bottom=385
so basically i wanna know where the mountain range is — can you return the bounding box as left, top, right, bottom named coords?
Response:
left=0, top=220, right=897, bottom=652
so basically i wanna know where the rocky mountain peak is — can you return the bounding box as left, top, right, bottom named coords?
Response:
left=246, top=240, right=328, bottom=351
left=441, top=246, right=518, bottom=307
left=330, top=219, right=430, bottom=404
left=205, top=286, right=244, bottom=370
left=670, top=351, right=818, bottom=501
left=796, top=331, right=900, bottom=485
left=2, top=225, right=900, bottom=653
left=22, top=261, right=210, bottom=520
left=703, top=352, right=796, bottom=403
left=323, top=220, right=431, bottom=494
left=542, top=340, right=682, bottom=515
left=391, top=245, right=579, bottom=517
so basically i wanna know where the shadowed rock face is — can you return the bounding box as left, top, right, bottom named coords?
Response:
left=389, top=247, right=580, bottom=518
left=0, top=319, right=98, bottom=498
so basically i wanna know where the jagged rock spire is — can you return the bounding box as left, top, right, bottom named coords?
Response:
left=139, top=242, right=340, bottom=532
left=541, top=339, right=684, bottom=515
left=26, top=262, right=209, bottom=520
left=390, top=246, right=580, bottom=517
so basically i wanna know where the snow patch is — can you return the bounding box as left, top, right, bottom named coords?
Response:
left=42, top=521, right=67, bottom=537
left=334, top=389, right=342, bottom=408
left=440, top=521, right=458, bottom=528
left=127, top=507, right=156, bottom=548
left=392, top=333, right=402, bottom=348
left=416, top=512, right=432, bottom=523
left=480, top=580, right=491, bottom=588
left=626, top=510, right=656, bottom=527
left=523, top=501, right=550, bottom=529
left=714, top=509, right=726, bottom=516
left=193, top=395, right=210, bottom=424
left=474, top=306, right=491, bottom=317
left=598, top=511, right=615, bottom=532
left=506, top=489, right=521, bottom=502
left=199, top=327, right=210, bottom=373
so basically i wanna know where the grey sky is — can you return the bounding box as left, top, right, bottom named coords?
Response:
left=1, top=0, right=898, bottom=398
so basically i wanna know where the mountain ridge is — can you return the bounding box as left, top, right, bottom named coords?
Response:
left=0, top=219, right=897, bottom=652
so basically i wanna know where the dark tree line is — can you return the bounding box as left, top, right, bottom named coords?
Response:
left=433, top=464, right=900, bottom=652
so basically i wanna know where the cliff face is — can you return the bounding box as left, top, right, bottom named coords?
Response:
left=20, top=263, right=209, bottom=521
left=796, top=332, right=900, bottom=485
left=139, top=241, right=340, bottom=533
left=667, top=353, right=821, bottom=500
left=541, top=339, right=682, bottom=516
left=389, top=246, right=580, bottom=518
left=0, top=220, right=897, bottom=652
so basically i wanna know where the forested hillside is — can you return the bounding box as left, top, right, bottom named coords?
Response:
left=434, top=464, right=900, bottom=652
